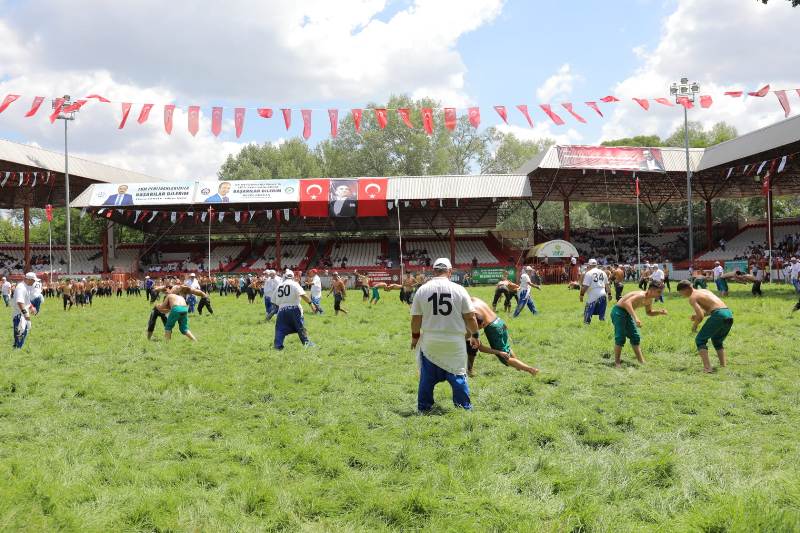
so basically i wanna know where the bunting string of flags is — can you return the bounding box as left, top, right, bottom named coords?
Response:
left=0, top=84, right=798, bottom=140
left=0, top=171, right=54, bottom=187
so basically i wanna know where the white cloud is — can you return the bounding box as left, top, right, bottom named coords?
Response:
left=0, top=0, right=503, bottom=178
left=496, top=123, right=584, bottom=146
left=536, top=64, right=582, bottom=103
left=599, top=0, right=800, bottom=142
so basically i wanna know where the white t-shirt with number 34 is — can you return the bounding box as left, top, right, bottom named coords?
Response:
left=411, top=276, right=475, bottom=375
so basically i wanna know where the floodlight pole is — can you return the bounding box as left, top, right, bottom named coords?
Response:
left=671, top=77, right=699, bottom=266
left=683, top=105, right=693, bottom=265
left=54, top=96, right=77, bottom=275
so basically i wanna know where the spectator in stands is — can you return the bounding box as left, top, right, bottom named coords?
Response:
left=719, top=238, right=726, bottom=252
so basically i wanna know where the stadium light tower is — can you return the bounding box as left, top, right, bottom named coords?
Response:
left=670, top=77, right=700, bottom=265
left=52, top=95, right=79, bottom=275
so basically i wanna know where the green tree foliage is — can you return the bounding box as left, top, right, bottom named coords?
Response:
left=759, top=0, right=800, bottom=6
left=219, top=138, right=323, bottom=181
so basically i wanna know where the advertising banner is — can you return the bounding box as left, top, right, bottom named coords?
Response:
left=557, top=146, right=666, bottom=172
left=88, top=182, right=196, bottom=206
left=195, top=179, right=299, bottom=204
left=470, top=266, right=516, bottom=284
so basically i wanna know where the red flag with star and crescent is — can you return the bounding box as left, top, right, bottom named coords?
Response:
left=299, top=179, right=330, bottom=218
left=357, top=178, right=388, bottom=217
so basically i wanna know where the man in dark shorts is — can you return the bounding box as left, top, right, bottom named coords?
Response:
left=466, top=297, right=539, bottom=377
left=677, top=280, right=734, bottom=373
left=329, top=272, right=348, bottom=316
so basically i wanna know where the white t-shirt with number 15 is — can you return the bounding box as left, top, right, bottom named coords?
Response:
left=411, top=276, right=475, bottom=375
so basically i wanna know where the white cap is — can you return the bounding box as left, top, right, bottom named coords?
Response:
left=25, top=272, right=39, bottom=281
left=715, top=261, right=720, bottom=265
left=284, top=270, right=295, bottom=279
left=190, top=273, right=196, bottom=277
left=433, top=258, right=452, bottom=270
left=525, top=265, right=534, bottom=271
left=588, top=259, right=598, bottom=266
left=145, top=275, right=150, bottom=279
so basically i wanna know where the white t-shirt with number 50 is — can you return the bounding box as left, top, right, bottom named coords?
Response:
left=411, top=276, right=475, bottom=375
left=271, top=279, right=306, bottom=313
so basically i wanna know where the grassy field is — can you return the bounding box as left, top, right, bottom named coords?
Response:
left=1, top=282, right=800, bottom=532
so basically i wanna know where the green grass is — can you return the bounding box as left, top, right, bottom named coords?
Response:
left=2, top=283, right=800, bottom=532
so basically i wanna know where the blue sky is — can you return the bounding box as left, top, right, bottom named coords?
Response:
left=0, top=0, right=797, bottom=179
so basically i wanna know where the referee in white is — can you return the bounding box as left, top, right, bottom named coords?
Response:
left=411, top=258, right=479, bottom=412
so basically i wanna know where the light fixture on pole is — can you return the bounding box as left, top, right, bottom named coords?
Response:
left=670, top=77, right=700, bottom=265
left=52, top=95, right=79, bottom=275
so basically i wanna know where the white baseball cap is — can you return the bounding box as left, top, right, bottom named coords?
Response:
left=25, top=272, right=39, bottom=281
left=525, top=265, right=534, bottom=271
left=433, top=258, right=452, bottom=270
left=588, top=259, right=598, bottom=266
left=190, top=273, right=196, bottom=277
left=715, top=261, right=720, bottom=265
left=284, top=271, right=295, bottom=279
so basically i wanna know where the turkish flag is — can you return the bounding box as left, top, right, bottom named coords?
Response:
left=561, top=103, right=586, bottom=123
left=25, top=96, right=45, bottom=117
left=49, top=97, right=64, bottom=123
left=762, top=172, right=770, bottom=196
left=748, top=84, right=770, bottom=97
left=585, top=101, right=603, bottom=117
left=45, top=204, right=53, bottom=222
left=397, top=108, right=413, bottom=128
left=516, top=104, right=533, bottom=127
left=137, top=103, right=154, bottom=124
left=700, top=95, right=713, bottom=109
left=774, top=90, right=790, bottom=117
left=375, top=108, right=388, bottom=129
left=188, top=105, right=200, bottom=136
left=118, top=103, right=133, bottom=129
left=328, top=109, right=339, bottom=137
left=633, top=98, right=650, bottom=111
left=164, top=104, right=175, bottom=134
left=257, top=108, right=273, bottom=118
left=301, top=109, right=312, bottom=139
left=281, top=108, right=291, bottom=130
left=299, top=179, right=330, bottom=218
left=635, top=177, right=640, bottom=198
left=421, top=107, right=434, bottom=134
left=61, top=100, right=87, bottom=113
left=468, top=107, right=480, bottom=128
left=724, top=91, right=743, bottom=98
left=676, top=97, right=693, bottom=109
left=600, top=95, right=620, bottom=103
left=444, top=107, right=457, bottom=130
left=211, top=106, right=223, bottom=136
left=357, top=178, right=388, bottom=217
left=86, top=94, right=111, bottom=103
left=654, top=97, right=674, bottom=107
left=540, top=104, right=565, bottom=125
left=234, top=107, right=246, bottom=137
left=494, top=105, right=508, bottom=124
left=352, top=109, right=362, bottom=132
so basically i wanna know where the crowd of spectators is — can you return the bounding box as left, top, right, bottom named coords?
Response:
left=405, top=247, right=431, bottom=266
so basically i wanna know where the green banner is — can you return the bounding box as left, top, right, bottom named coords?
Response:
left=724, top=260, right=748, bottom=273
left=470, top=267, right=516, bottom=284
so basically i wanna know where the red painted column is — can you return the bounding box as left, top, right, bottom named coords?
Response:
left=449, top=225, right=456, bottom=265
left=705, top=200, right=713, bottom=251
left=101, top=221, right=110, bottom=273
left=767, top=189, right=774, bottom=261
left=563, top=198, right=571, bottom=241
left=23, top=206, right=31, bottom=272
left=276, top=211, right=282, bottom=271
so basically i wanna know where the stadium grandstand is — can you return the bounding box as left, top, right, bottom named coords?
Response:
left=2, top=113, right=800, bottom=282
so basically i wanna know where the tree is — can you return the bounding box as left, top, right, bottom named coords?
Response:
left=318, top=95, right=452, bottom=178
left=760, top=0, right=800, bottom=6
left=480, top=129, right=552, bottom=174
left=601, top=135, right=662, bottom=147
left=219, top=138, right=323, bottom=181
